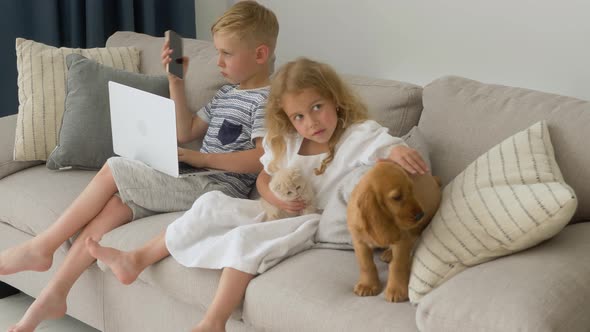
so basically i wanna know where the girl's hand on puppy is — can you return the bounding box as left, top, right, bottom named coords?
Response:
left=387, top=145, right=429, bottom=175
left=178, top=147, right=207, bottom=168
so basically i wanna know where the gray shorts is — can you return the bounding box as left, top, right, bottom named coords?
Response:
left=107, top=157, right=232, bottom=220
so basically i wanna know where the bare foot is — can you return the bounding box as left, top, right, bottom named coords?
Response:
left=85, top=238, right=141, bottom=285
left=7, top=290, right=67, bottom=332
left=191, top=319, right=225, bottom=332
left=0, top=240, right=53, bottom=275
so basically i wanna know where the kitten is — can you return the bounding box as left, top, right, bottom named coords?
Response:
left=260, top=167, right=316, bottom=221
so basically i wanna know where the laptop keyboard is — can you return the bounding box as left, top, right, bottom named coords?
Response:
left=178, top=162, right=203, bottom=175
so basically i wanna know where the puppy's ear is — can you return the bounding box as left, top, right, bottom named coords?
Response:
left=433, top=175, right=442, bottom=187
left=357, top=185, right=390, bottom=225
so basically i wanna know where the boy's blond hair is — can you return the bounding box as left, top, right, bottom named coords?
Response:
left=265, top=57, right=369, bottom=175
left=211, top=1, right=279, bottom=53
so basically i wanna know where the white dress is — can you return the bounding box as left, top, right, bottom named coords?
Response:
left=165, top=120, right=405, bottom=274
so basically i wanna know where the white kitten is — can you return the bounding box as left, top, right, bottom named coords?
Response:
left=260, top=167, right=316, bottom=221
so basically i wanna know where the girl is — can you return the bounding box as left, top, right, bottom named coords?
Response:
left=86, top=57, right=427, bottom=332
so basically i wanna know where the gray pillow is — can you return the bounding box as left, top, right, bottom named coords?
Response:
left=400, top=126, right=432, bottom=171
left=46, top=54, right=169, bottom=170
left=314, top=126, right=432, bottom=248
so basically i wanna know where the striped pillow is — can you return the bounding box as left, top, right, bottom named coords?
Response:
left=409, top=121, right=577, bottom=303
left=14, top=38, right=140, bottom=161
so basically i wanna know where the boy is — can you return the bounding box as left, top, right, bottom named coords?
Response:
left=87, top=1, right=279, bottom=332
left=2, top=2, right=278, bottom=332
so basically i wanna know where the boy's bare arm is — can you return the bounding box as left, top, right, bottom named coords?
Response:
left=162, top=41, right=203, bottom=144
left=178, top=138, right=264, bottom=173
left=170, top=81, right=208, bottom=143
left=206, top=137, right=264, bottom=173
left=189, top=116, right=209, bottom=142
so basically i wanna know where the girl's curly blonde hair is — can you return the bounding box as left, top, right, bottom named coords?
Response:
left=265, top=57, right=368, bottom=175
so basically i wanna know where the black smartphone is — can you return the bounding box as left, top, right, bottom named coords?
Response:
left=165, top=30, right=183, bottom=79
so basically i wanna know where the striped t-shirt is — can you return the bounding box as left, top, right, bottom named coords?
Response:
left=197, top=84, right=269, bottom=198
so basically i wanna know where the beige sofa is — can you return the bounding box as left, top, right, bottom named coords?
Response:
left=1, top=32, right=589, bottom=332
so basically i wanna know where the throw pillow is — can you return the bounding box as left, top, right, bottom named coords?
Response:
left=46, top=54, right=169, bottom=170
left=408, top=121, right=577, bottom=303
left=315, top=126, right=432, bottom=248
left=14, top=38, right=141, bottom=161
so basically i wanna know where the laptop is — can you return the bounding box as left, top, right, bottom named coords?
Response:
left=108, top=81, right=224, bottom=178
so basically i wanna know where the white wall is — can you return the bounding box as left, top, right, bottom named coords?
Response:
left=195, top=0, right=234, bottom=41
left=195, top=0, right=590, bottom=100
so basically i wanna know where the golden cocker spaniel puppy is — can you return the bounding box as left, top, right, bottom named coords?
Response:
left=347, top=161, right=441, bottom=302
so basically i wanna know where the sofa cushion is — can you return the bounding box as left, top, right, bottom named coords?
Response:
left=409, top=121, right=577, bottom=302
left=14, top=38, right=140, bottom=161
left=243, top=249, right=419, bottom=332
left=98, top=213, right=236, bottom=317
left=401, top=126, right=431, bottom=171
left=0, top=165, right=95, bottom=245
left=419, top=75, right=590, bottom=223
left=345, top=75, right=423, bottom=136
left=415, top=223, right=590, bottom=332
left=106, top=31, right=226, bottom=117
left=0, top=114, right=42, bottom=180
left=106, top=32, right=424, bottom=138
left=46, top=54, right=169, bottom=170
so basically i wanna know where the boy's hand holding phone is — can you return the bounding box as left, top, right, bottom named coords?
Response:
left=163, top=30, right=188, bottom=81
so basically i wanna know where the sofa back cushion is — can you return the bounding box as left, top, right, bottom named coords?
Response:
left=344, top=75, right=423, bottom=137
left=105, top=32, right=423, bottom=138
left=106, top=31, right=226, bottom=116
left=419, top=76, right=590, bottom=223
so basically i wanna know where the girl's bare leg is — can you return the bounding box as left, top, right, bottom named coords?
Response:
left=0, top=163, right=119, bottom=275
left=192, top=268, right=255, bottom=332
left=8, top=195, right=132, bottom=332
left=86, top=230, right=170, bottom=285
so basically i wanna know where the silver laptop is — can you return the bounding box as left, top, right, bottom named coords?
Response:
left=108, top=81, right=223, bottom=178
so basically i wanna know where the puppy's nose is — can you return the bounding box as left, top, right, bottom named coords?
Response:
left=414, top=211, right=424, bottom=221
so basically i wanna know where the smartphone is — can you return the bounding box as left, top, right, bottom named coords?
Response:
left=165, top=30, right=183, bottom=79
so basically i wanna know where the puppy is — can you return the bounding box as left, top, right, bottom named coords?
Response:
left=347, top=161, right=441, bottom=302
left=260, top=167, right=316, bottom=221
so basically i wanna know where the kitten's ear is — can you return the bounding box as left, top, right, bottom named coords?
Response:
left=291, top=167, right=301, bottom=177
left=293, top=168, right=304, bottom=183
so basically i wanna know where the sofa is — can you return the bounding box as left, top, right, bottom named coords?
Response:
left=1, top=31, right=589, bottom=332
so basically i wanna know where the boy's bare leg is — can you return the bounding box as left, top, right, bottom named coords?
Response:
left=0, top=163, right=119, bottom=275
left=192, top=268, right=255, bottom=332
left=8, top=196, right=132, bottom=332
left=86, top=230, right=170, bottom=285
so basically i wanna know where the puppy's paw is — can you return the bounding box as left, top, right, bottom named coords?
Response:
left=353, top=282, right=381, bottom=297
left=380, top=248, right=392, bottom=263
left=384, top=284, right=409, bottom=302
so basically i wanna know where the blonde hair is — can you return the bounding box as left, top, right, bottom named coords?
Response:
left=266, top=57, right=368, bottom=175
left=211, top=1, right=279, bottom=53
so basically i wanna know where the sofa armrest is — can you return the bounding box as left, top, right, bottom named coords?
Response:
left=416, top=222, right=590, bottom=332
left=0, top=115, right=42, bottom=179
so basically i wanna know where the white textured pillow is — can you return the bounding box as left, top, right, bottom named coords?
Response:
left=14, top=38, right=140, bottom=161
left=409, top=121, right=577, bottom=303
